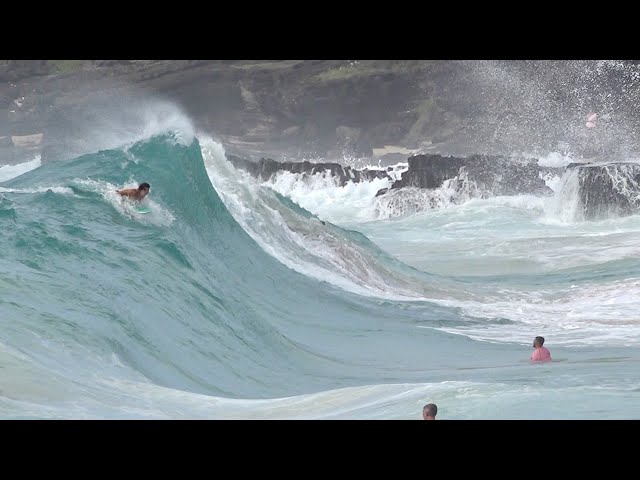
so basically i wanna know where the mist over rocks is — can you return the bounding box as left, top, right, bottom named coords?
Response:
left=3, top=60, right=640, bottom=167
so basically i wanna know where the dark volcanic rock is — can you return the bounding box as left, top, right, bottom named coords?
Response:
left=390, top=153, right=553, bottom=196
left=572, top=163, right=640, bottom=219
left=227, top=155, right=391, bottom=186
left=391, top=154, right=466, bottom=190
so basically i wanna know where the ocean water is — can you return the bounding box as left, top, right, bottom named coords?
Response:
left=2, top=117, right=640, bottom=419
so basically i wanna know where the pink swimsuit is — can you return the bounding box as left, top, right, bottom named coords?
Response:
left=531, top=346, right=552, bottom=362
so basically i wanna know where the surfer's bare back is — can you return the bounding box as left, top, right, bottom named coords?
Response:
left=116, top=182, right=150, bottom=201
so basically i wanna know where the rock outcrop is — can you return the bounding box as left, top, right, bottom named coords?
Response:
left=565, top=162, right=640, bottom=219
left=226, top=155, right=391, bottom=186
left=390, top=153, right=554, bottom=196
left=239, top=152, right=640, bottom=221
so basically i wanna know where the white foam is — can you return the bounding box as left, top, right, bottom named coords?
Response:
left=430, top=277, right=640, bottom=347
left=266, top=170, right=392, bottom=224
left=72, top=178, right=175, bottom=226
left=351, top=178, right=640, bottom=347
left=199, top=136, right=428, bottom=300
left=540, top=170, right=563, bottom=193
left=347, top=161, right=409, bottom=182
left=0, top=155, right=41, bottom=182
left=537, top=151, right=574, bottom=168
left=5, top=373, right=638, bottom=418
left=80, top=378, right=467, bottom=419
left=0, top=185, right=74, bottom=195
left=479, top=194, right=545, bottom=210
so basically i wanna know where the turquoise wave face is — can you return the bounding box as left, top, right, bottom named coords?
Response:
left=0, top=134, right=474, bottom=408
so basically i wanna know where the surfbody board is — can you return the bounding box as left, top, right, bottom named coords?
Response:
left=135, top=205, right=152, bottom=214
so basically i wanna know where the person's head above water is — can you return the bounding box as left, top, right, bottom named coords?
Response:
left=423, top=403, right=438, bottom=420
left=138, top=182, right=150, bottom=197
left=533, top=336, right=545, bottom=348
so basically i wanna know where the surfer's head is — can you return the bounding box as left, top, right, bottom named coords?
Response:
left=138, top=182, right=150, bottom=198
left=533, top=336, right=545, bottom=348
